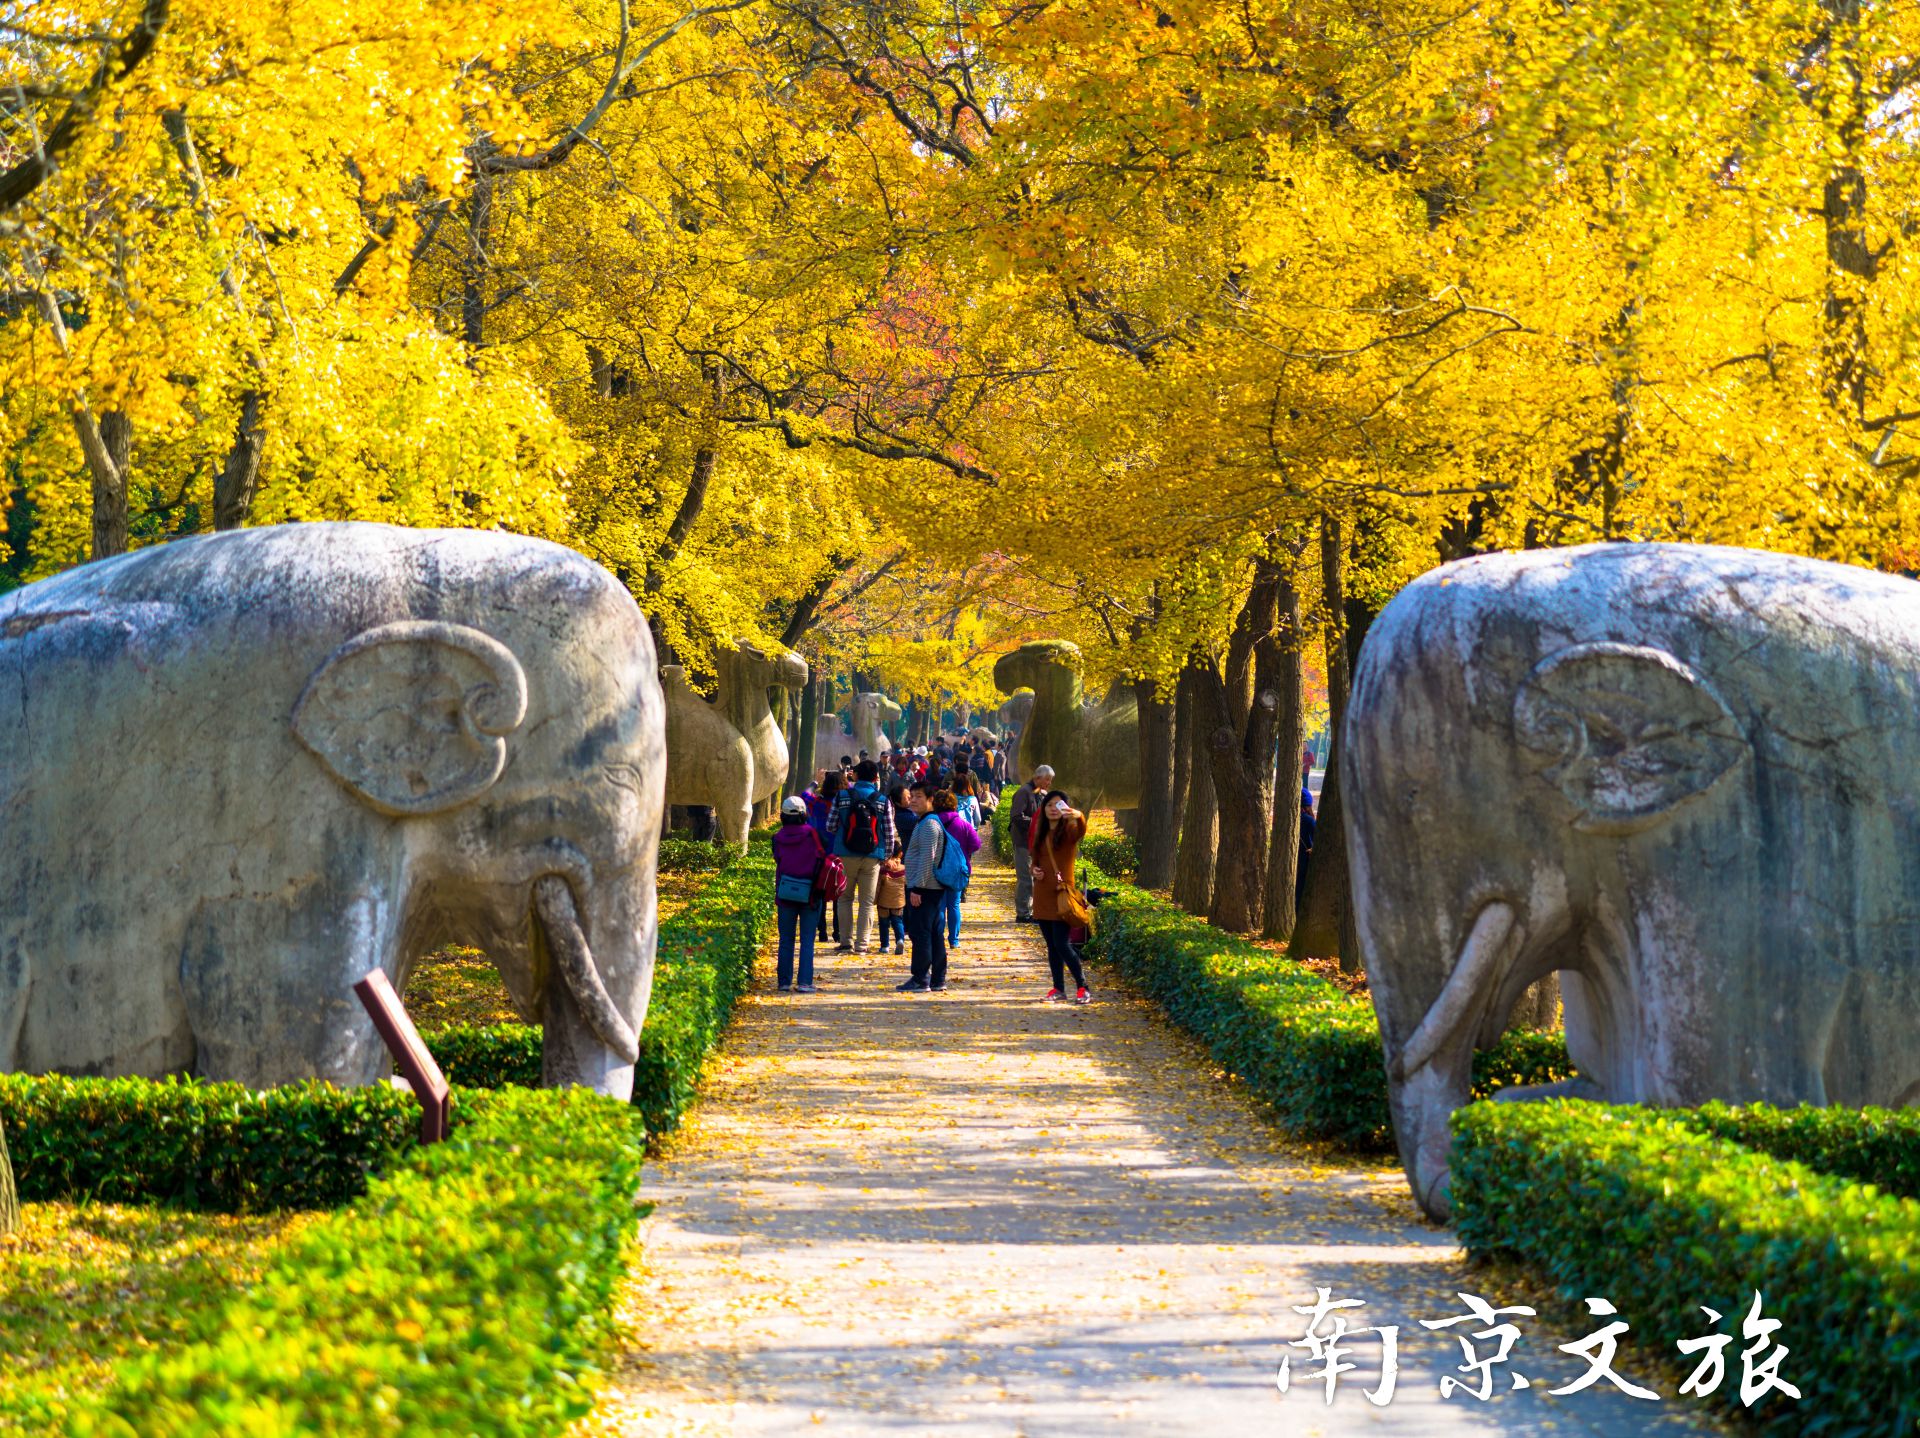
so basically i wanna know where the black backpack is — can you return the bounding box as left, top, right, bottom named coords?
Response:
left=843, top=790, right=884, bottom=855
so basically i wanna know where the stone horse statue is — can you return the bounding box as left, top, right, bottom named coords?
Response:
left=993, top=641, right=1140, bottom=812
left=813, top=699, right=857, bottom=775
left=664, top=641, right=806, bottom=849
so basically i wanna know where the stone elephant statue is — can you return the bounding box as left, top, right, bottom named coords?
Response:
left=993, top=641, right=1139, bottom=811
left=1346, top=542, right=1920, bottom=1221
left=0, top=523, right=665, bottom=1100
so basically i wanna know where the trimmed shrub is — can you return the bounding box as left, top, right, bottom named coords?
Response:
left=631, top=849, right=772, bottom=1138
left=657, top=836, right=738, bottom=874
left=993, top=783, right=1016, bottom=859
left=1450, top=1099, right=1920, bottom=1435
left=73, top=1085, right=647, bottom=1438
left=1078, top=832, right=1138, bottom=878
left=1677, top=1101, right=1920, bottom=1201
left=1083, top=876, right=1572, bottom=1150
left=0, top=1073, right=419, bottom=1212
left=425, top=1022, right=543, bottom=1089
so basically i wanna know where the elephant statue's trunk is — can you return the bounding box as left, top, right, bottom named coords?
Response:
left=1386, top=900, right=1524, bottom=1222
left=533, top=875, right=641, bottom=1093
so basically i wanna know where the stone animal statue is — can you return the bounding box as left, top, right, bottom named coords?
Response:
left=711, top=642, right=807, bottom=807
left=1346, top=542, right=1920, bottom=1221
left=998, top=690, right=1034, bottom=774
left=992, top=642, right=1140, bottom=810
left=0, top=523, right=664, bottom=1099
left=662, top=667, right=753, bottom=850
left=813, top=702, right=858, bottom=774
left=850, top=692, right=901, bottom=756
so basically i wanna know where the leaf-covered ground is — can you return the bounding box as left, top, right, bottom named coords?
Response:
left=0, top=1203, right=313, bottom=1431
left=577, top=857, right=1725, bottom=1437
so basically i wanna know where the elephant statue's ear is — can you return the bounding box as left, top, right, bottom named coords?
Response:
left=294, top=621, right=529, bottom=817
left=1513, top=642, right=1745, bottom=835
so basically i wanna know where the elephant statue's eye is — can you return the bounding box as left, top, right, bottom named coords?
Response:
left=605, top=764, right=642, bottom=792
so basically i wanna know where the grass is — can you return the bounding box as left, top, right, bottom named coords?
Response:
left=0, top=1202, right=313, bottom=1432
left=402, top=872, right=710, bottom=1031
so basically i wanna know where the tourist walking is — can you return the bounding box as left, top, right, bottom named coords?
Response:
left=827, top=759, right=894, bottom=954
left=876, top=843, right=908, bottom=954
left=1008, top=765, right=1053, bottom=922
left=772, top=796, right=828, bottom=992
left=931, top=784, right=982, bottom=948
left=1030, top=790, right=1090, bottom=1003
left=899, top=784, right=951, bottom=992
left=808, top=769, right=845, bottom=942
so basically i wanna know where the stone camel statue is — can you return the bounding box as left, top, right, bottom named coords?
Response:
left=713, top=641, right=808, bottom=807
left=992, top=641, right=1140, bottom=811
left=663, top=641, right=806, bottom=849
left=851, top=692, right=902, bottom=756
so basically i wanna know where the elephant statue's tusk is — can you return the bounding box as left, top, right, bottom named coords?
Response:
left=1394, top=901, right=1521, bottom=1081
left=533, top=875, right=641, bottom=1066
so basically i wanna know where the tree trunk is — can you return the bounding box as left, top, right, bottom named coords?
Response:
left=91, top=409, right=132, bottom=560
left=1134, top=675, right=1178, bottom=888
left=1200, top=558, right=1286, bottom=934
left=1165, top=673, right=1190, bottom=892
left=1171, top=661, right=1218, bottom=915
left=214, top=389, right=264, bottom=530
left=1262, top=569, right=1307, bottom=940
left=0, top=1115, right=18, bottom=1237
left=1293, top=515, right=1353, bottom=962
left=463, top=169, right=493, bottom=350
left=1506, top=974, right=1562, bottom=1032
left=791, top=676, right=818, bottom=796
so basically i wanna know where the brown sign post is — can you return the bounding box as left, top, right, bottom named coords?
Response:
left=353, top=969, right=451, bottom=1143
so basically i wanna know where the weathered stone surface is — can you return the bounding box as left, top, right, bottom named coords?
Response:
left=992, top=641, right=1139, bottom=809
left=663, top=642, right=805, bottom=843
left=849, top=692, right=900, bottom=756
left=812, top=706, right=857, bottom=774
left=1344, top=542, right=1920, bottom=1219
left=662, top=666, right=755, bottom=848
left=715, top=643, right=807, bottom=806
left=0, top=523, right=665, bottom=1100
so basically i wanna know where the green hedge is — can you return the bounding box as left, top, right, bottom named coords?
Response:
left=1078, top=832, right=1138, bottom=879
left=420, top=843, right=775, bottom=1141
left=0, top=1074, right=420, bottom=1213
left=1451, top=1100, right=1919, bottom=1435
left=1083, top=876, right=1572, bottom=1150
left=424, top=1022, right=543, bottom=1089
left=630, top=849, right=772, bottom=1137
left=73, top=1086, right=646, bottom=1438
left=1677, top=1101, right=1920, bottom=1202
left=657, top=835, right=739, bottom=874
left=993, top=783, right=1016, bottom=858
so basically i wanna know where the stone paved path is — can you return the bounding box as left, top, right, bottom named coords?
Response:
left=580, top=859, right=1721, bottom=1437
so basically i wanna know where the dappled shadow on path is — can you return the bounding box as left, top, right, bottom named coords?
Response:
left=578, top=859, right=1726, bottom=1438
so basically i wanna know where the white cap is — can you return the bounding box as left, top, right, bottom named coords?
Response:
left=780, top=795, right=808, bottom=817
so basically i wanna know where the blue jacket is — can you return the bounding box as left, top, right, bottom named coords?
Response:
left=826, top=782, right=896, bottom=859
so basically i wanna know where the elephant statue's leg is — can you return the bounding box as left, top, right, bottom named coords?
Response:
left=180, top=889, right=395, bottom=1087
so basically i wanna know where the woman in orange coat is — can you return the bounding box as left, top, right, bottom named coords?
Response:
left=1030, top=790, right=1090, bottom=1004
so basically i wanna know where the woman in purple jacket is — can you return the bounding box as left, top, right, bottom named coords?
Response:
left=773, top=795, right=829, bottom=992
left=927, top=786, right=982, bottom=949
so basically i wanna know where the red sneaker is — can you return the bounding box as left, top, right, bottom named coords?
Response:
left=1043, top=988, right=1063, bottom=1003
left=1074, top=987, right=1092, bottom=1005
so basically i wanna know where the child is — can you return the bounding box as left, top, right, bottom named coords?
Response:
left=875, top=841, right=908, bottom=954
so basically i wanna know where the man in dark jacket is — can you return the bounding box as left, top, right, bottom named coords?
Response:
left=1008, top=765, right=1053, bottom=922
